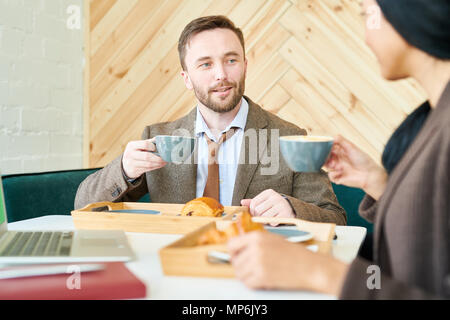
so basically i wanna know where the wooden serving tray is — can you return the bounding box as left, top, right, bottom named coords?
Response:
left=71, top=202, right=247, bottom=234
left=159, top=218, right=335, bottom=278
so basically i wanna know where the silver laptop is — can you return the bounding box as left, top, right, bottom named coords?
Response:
left=0, top=175, right=135, bottom=264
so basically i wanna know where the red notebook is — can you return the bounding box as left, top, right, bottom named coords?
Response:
left=0, top=262, right=147, bottom=300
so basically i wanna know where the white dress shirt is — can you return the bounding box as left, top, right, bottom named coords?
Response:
left=195, top=98, right=249, bottom=206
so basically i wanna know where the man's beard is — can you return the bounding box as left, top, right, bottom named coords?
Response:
left=192, top=76, right=245, bottom=114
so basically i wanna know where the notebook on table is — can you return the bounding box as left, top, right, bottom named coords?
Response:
left=0, top=262, right=147, bottom=300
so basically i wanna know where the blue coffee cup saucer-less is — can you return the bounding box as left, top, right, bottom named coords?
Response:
left=149, top=135, right=196, bottom=164
left=279, top=135, right=334, bottom=172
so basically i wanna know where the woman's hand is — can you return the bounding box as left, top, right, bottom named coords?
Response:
left=227, top=231, right=348, bottom=296
left=324, top=135, right=388, bottom=200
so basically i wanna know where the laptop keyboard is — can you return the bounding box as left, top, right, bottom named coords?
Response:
left=0, top=231, right=73, bottom=257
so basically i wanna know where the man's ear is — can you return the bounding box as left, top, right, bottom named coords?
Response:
left=244, top=58, right=248, bottom=79
left=181, top=70, right=193, bottom=90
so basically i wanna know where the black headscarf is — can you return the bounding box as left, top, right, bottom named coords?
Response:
left=376, top=0, right=450, bottom=60
left=375, top=0, right=449, bottom=173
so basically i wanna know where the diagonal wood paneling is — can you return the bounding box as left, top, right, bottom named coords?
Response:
left=88, top=0, right=427, bottom=167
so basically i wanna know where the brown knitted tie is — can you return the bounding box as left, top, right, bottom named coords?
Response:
left=202, top=128, right=238, bottom=202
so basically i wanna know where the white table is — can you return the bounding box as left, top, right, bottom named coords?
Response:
left=8, top=215, right=366, bottom=300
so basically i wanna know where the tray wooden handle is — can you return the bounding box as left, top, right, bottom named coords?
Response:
left=77, top=201, right=116, bottom=212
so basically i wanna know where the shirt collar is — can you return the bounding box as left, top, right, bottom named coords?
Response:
left=195, top=97, right=249, bottom=141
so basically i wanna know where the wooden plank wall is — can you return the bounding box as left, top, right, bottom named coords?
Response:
left=87, top=0, right=427, bottom=168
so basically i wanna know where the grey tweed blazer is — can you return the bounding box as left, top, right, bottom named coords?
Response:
left=75, top=96, right=346, bottom=225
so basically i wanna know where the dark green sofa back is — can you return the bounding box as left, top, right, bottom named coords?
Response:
left=2, top=168, right=152, bottom=223
left=2, top=168, right=102, bottom=223
left=2, top=168, right=372, bottom=233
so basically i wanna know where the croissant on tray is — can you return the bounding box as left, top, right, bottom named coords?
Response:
left=180, top=197, right=224, bottom=217
left=197, top=211, right=265, bottom=245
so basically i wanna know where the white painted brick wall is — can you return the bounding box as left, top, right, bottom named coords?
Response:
left=0, top=0, right=84, bottom=175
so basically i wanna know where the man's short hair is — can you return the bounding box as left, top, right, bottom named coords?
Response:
left=178, top=15, right=245, bottom=71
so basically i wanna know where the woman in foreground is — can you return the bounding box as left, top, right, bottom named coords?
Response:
left=229, top=0, right=450, bottom=299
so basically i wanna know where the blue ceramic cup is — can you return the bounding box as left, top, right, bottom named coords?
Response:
left=151, top=135, right=195, bottom=164
left=279, top=135, right=334, bottom=172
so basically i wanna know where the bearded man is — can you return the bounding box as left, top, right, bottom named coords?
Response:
left=75, top=15, right=346, bottom=225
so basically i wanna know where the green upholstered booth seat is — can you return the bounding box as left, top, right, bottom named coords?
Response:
left=2, top=168, right=152, bottom=223
left=2, top=168, right=102, bottom=223
left=332, top=183, right=373, bottom=233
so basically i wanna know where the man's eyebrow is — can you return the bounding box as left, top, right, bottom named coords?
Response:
left=195, top=51, right=241, bottom=64
left=224, top=51, right=240, bottom=57
left=195, top=56, right=212, bottom=63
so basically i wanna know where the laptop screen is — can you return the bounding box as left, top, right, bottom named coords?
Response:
left=0, top=177, right=6, bottom=225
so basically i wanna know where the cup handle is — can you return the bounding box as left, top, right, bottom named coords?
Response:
left=147, top=150, right=161, bottom=157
